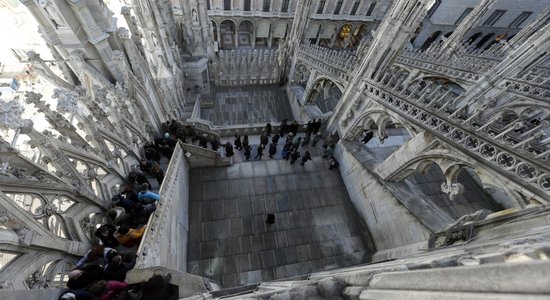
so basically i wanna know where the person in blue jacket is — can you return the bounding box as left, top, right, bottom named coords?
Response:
left=137, top=183, right=160, bottom=204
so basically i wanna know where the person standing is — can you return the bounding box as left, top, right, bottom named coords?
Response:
left=255, top=144, right=265, bottom=160
left=242, top=135, right=249, bottom=149
left=300, top=151, right=311, bottom=166
left=244, top=145, right=251, bottom=161
left=279, top=119, right=288, bottom=137
left=225, top=142, right=234, bottom=157
left=265, top=123, right=272, bottom=136
left=290, top=150, right=300, bottom=164
left=260, top=134, right=269, bottom=147
left=269, top=143, right=277, bottom=158
left=271, top=134, right=280, bottom=145
left=234, top=135, right=243, bottom=150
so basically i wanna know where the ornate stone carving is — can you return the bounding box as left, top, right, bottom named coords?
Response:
left=441, top=182, right=465, bottom=200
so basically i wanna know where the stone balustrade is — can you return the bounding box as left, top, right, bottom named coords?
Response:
left=133, top=141, right=190, bottom=271
left=353, top=74, right=550, bottom=202
left=211, top=49, right=281, bottom=86
left=296, top=44, right=358, bottom=83
left=398, top=46, right=550, bottom=102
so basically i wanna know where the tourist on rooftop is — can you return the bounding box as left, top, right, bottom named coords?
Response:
left=300, top=151, right=312, bottom=166
left=139, top=158, right=164, bottom=185
left=269, top=143, right=277, bottom=158
left=225, top=142, right=234, bottom=157
left=95, top=224, right=119, bottom=248
left=244, top=145, right=251, bottom=161
left=234, top=135, right=243, bottom=150
left=265, top=122, right=272, bottom=136
left=279, top=119, right=288, bottom=137
left=115, top=224, right=146, bottom=248
left=137, top=183, right=160, bottom=203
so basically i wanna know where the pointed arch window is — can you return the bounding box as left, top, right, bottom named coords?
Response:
left=351, top=1, right=360, bottom=15
left=366, top=2, right=376, bottom=16
left=281, top=0, right=290, bottom=12
left=224, top=0, right=231, bottom=11
left=317, top=0, right=326, bottom=14
left=244, top=0, right=251, bottom=11
left=334, top=0, right=343, bottom=15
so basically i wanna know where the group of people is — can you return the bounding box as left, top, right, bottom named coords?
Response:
left=59, top=146, right=176, bottom=300
left=156, top=119, right=339, bottom=169
left=224, top=119, right=339, bottom=169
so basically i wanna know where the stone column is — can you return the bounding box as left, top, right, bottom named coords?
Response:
left=440, top=0, right=497, bottom=57
left=503, top=6, right=550, bottom=52
left=329, top=0, right=437, bottom=135
left=462, top=23, right=550, bottom=108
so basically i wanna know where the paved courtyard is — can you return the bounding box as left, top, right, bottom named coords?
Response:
left=201, top=85, right=294, bottom=126
left=187, top=154, right=371, bottom=287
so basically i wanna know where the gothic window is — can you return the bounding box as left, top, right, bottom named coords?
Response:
left=224, top=0, right=231, bottom=11
left=509, top=11, right=532, bottom=28
left=366, top=1, right=376, bottom=16
left=455, top=8, right=473, bottom=25
left=281, top=0, right=290, bottom=12
left=263, top=0, right=270, bottom=12
left=427, top=0, right=441, bottom=18
left=317, top=0, right=326, bottom=14
left=483, top=10, right=506, bottom=27
left=334, top=0, right=343, bottom=15
left=350, top=1, right=360, bottom=15
left=4, top=193, right=75, bottom=238
left=244, top=0, right=251, bottom=11
left=207, top=0, right=211, bottom=10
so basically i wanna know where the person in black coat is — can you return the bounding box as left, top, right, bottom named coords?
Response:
left=260, top=134, right=269, bottom=147
left=272, top=134, right=280, bottom=145
left=95, top=224, right=119, bottom=248
left=269, top=143, right=277, bottom=158
left=104, top=252, right=136, bottom=281
left=265, top=123, right=272, bottom=136
left=242, top=135, right=249, bottom=149
left=141, top=274, right=177, bottom=300
left=279, top=119, right=288, bottom=137
left=255, top=144, right=264, bottom=160
left=234, top=135, right=243, bottom=150
left=225, top=142, right=234, bottom=157
left=300, top=151, right=312, bottom=166
left=244, top=145, right=251, bottom=160
left=67, top=264, right=105, bottom=290
left=290, top=150, right=300, bottom=164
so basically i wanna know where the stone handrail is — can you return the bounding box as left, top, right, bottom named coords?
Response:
left=180, top=143, right=231, bottom=168
left=191, top=94, right=201, bottom=119
left=296, top=44, right=357, bottom=84
left=398, top=47, right=550, bottom=102
left=134, top=141, right=190, bottom=271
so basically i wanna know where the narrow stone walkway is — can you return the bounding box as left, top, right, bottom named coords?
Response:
left=187, top=154, right=370, bottom=287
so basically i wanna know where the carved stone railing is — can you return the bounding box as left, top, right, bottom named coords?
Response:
left=180, top=143, right=230, bottom=168
left=211, top=49, right=281, bottom=86
left=352, top=76, right=550, bottom=202
left=296, top=44, right=358, bottom=84
left=191, top=94, right=201, bottom=119
left=398, top=47, right=550, bottom=102
left=134, top=141, right=189, bottom=271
